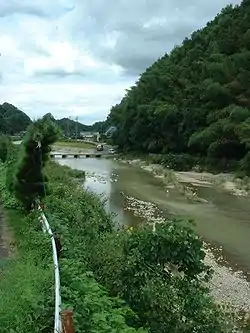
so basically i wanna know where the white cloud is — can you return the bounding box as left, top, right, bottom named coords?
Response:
left=26, top=41, right=99, bottom=76
left=0, top=0, right=242, bottom=124
left=0, top=81, right=131, bottom=123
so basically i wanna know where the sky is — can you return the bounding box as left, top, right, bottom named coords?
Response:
left=0, top=0, right=242, bottom=124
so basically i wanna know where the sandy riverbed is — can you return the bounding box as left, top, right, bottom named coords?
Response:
left=115, top=158, right=250, bottom=321
left=122, top=159, right=250, bottom=197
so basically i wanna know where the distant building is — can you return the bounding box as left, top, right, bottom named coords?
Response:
left=79, top=131, right=100, bottom=141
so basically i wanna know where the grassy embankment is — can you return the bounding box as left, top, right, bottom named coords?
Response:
left=116, top=151, right=250, bottom=198
left=0, top=160, right=147, bottom=333
left=54, top=140, right=96, bottom=149
left=0, top=162, right=54, bottom=333
left=0, top=144, right=247, bottom=331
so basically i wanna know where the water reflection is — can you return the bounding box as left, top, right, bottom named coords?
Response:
left=57, top=157, right=250, bottom=273
left=58, top=158, right=143, bottom=228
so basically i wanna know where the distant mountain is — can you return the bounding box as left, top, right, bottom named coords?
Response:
left=43, top=113, right=107, bottom=137
left=90, top=121, right=106, bottom=133
left=0, top=102, right=32, bottom=135
left=57, top=117, right=92, bottom=136
left=0, top=103, right=106, bottom=137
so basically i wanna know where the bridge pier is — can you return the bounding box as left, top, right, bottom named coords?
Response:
left=49, top=152, right=109, bottom=159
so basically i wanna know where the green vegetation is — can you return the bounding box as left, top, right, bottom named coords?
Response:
left=54, top=140, right=96, bottom=149
left=43, top=162, right=236, bottom=332
left=0, top=102, right=31, bottom=135
left=107, top=0, right=250, bottom=174
left=0, top=135, right=12, bottom=163
left=0, top=161, right=54, bottom=333
left=43, top=113, right=93, bottom=137
left=11, top=117, right=59, bottom=210
left=0, top=122, right=146, bottom=333
left=43, top=113, right=105, bottom=138
left=0, top=119, right=246, bottom=332
left=0, top=105, right=104, bottom=139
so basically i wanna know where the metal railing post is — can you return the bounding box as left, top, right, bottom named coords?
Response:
left=61, top=309, right=75, bottom=333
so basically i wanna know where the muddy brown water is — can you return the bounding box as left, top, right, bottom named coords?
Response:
left=57, top=157, right=250, bottom=275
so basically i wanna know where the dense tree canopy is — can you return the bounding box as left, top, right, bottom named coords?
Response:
left=107, top=0, right=250, bottom=173
left=0, top=104, right=103, bottom=138
left=11, top=116, right=60, bottom=209
left=0, top=102, right=32, bottom=135
left=55, top=118, right=105, bottom=137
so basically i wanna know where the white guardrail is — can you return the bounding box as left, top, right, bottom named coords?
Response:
left=38, top=205, right=62, bottom=333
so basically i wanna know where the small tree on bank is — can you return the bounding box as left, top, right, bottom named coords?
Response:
left=0, top=135, right=12, bottom=163
left=12, top=117, right=60, bottom=209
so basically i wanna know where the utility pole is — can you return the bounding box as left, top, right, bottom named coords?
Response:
left=75, top=116, right=78, bottom=140
left=68, top=116, right=72, bottom=139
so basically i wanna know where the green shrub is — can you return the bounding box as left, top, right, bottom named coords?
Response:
left=12, top=117, right=59, bottom=209
left=60, top=259, right=147, bottom=333
left=0, top=135, right=13, bottom=162
left=44, top=163, right=148, bottom=333
left=0, top=158, right=54, bottom=333
left=90, top=223, right=232, bottom=333
left=153, top=153, right=198, bottom=171
left=44, top=163, right=234, bottom=333
left=239, top=151, right=250, bottom=175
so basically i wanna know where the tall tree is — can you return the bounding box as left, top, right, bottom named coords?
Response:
left=107, top=1, right=250, bottom=173
left=12, top=117, right=60, bottom=209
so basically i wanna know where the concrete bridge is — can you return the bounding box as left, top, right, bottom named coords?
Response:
left=50, top=152, right=113, bottom=159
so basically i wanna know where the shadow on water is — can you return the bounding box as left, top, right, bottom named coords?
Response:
left=58, top=158, right=250, bottom=275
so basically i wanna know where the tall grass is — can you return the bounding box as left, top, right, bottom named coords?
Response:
left=0, top=164, right=54, bottom=333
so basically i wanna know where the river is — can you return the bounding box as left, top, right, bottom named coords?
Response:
left=57, top=156, right=250, bottom=277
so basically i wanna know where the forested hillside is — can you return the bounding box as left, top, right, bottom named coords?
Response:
left=0, top=105, right=103, bottom=137
left=44, top=114, right=92, bottom=136
left=0, top=102, right=31, bottom=135
left=107, top=0, right=250, bottom=173
left=49, top=116, right=104, bottom=136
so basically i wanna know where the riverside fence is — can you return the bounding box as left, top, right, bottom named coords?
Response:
left=37, top=204, right=75, bottom=333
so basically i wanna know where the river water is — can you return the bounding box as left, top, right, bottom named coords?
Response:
left=57, top=156, right=250, bottom=276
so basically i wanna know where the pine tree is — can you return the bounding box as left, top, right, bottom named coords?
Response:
left=12, top=117, right=60, bottom=209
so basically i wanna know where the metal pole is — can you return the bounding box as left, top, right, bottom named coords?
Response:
left=69, top=116, right=72, bottom=139
left=75, top=116, right=78, bottom=140
left=38, top=205, right=62, bottom=333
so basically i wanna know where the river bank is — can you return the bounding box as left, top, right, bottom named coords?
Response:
left=51, top=143, right=250, bottom=198
left=0, top=165, right=54, bottom=333
left=120, top=158, right=250, bottom=198
left=46, top=161, right=245, bottom=332
left=109, top=157, right=250, bottom=318
left=118, top=191, right=250, bottom=318
left=51, top=144, right=250, bottom=327
left=6, top=121, right=245, bottom=331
